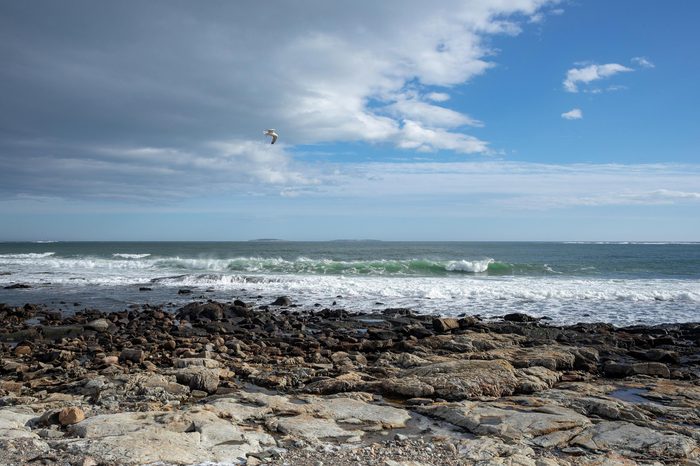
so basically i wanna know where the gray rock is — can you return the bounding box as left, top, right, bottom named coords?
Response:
left=571, top=421, right=698, bottom=459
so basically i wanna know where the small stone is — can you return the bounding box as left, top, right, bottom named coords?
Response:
left=80, top=457, right=98, bottom=466
left=103, top=355, right=119, bottom=365
left=85, top=318, right=110, bottom=332
left=119, top=348, right=145, bottom=363
left=271, top=296, right=292, bottom=306
left=14, top=345, right=32, bottom=356
left=58, top=407, right=85, bottom=425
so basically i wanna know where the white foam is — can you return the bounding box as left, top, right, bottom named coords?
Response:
left=444, top=258, right=493, bottom=273
left=112, top=253, right=152, bottom=259
left=0, top=252, right=55, bottom=259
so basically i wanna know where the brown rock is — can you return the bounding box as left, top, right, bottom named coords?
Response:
left=432, top=318, right=460, bottom=333
left=632, top=362, right=670, bottom=378
left=14, top=345, right=32, bottom=356
left=59, top=407, right=85, bottom=425
left=103, top=355, right=119, bottom=365
left=119, top=348, right=146, bottom=363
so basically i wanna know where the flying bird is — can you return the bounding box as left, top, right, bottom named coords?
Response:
left=263, top=129, right=278, bottom=144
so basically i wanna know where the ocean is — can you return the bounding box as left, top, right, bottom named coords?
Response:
left=0, top=241, right=698, bottom=325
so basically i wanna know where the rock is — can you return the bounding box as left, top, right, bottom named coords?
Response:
left=272, top=415, right=363, bottom=443
left=382, top=377, right=435, bottom=398
left=14, top=345, right=32, bottom=356
left=0, top=407, right=37, bottom=437
left=397, top=359, right=521, bottom=400
left=58, top=407, right=85, bottom=425
left=432, top=318, right=460, bottom=333
left=66, top=410, right=275, bottom=465
left=102, top=355, right=119, bottom=365
left=571, top=421, right=698, bottom=459
left=40, top=325, right=84, bottom=340
left=271, top=296, right=292, bottom=306
left=119, top=348, right=146, bottom=364
left=85, top=319, right=110, bottom=332
left=312, top=396, right=411, bottom=429
left=178, top=289, right=192, bottom=295
left=632, top=362, right=670, bottom=378
left=604, top=361, right=633, bottom=378
left=173, top=357, right=221, bottom=369
left=457, top=437, right=536, bottom=462
left=304, top=372, right=365, bottom=395
left=3, top=283, right=31, bottom=289
left=37, top=409, right=62, bottom=427
left=176, top=367, right=220, bottom=394
left=420, top=401, right=591, bottom=443
left=503, top=313, right=538, bottom=322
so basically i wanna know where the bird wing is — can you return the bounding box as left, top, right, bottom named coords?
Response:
left=271, top=134, right=278, bottom=144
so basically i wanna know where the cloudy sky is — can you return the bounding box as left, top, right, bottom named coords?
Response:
left=1, top=0, right=698, bottom=241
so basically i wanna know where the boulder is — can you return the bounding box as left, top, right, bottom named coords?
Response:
left=119, top=348, right=145, bottom=364
left=176, top=367, right=220, bottom=394
left=398, top=359, right=521, bottom=400
left=271, top=296, right=292, bottom=306
left=432, top=318, right=460, bottom=333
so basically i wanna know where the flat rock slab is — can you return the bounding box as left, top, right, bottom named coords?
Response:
left=419, top=401, right=591, bottom=444
left=64, top=408, right=275, bottom=465
left=310, top=396, right=411, bottom=429
left=0, top=407, right=41, bottom=442
left=273, top=414, right=363, bottom=443
left=571, top=421, right=699, bottom=459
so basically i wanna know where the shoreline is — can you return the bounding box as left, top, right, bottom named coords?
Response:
left=1, top=298, right=699, bottom=465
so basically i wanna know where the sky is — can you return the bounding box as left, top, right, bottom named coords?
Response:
left=0, top=0, right=698, bottom=241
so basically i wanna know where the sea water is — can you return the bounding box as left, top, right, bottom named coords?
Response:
left=0, top=241, right=698, bottom=325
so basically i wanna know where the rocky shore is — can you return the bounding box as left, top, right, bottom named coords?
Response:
left=0, top=298, right=698, bottom=465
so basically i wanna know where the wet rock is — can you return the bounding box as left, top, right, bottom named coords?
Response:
left=503, top=313, right=538, bottom=322
left=3, top=283, right=31, bottom=289
left=85, top=319, right=110, bottom=333
left=40, top=325, right=84, bottom=340
left=271, top=296, right=292, bottom=306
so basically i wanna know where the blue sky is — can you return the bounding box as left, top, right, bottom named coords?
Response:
left=0, top=0, right=698, bottom=241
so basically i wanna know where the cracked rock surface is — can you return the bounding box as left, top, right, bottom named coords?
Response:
left=0, top=301, right=698, bottom=465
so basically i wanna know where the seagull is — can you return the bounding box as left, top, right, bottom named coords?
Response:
left=263, top=129, right=278, bottom=144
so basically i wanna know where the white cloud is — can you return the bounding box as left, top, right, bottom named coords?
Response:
left=425, top=92, right=451, bottom=102
left=632, top=56, right=655, bottom=68
left=1, top=1, right=556, bottom=160
left=561, top=108, right=583, bottom=120
left=387, top=96, right=484, bottom=129
left=563, top=63, right=633, bottom=92
left=311, top=161, right=700, bottom=210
